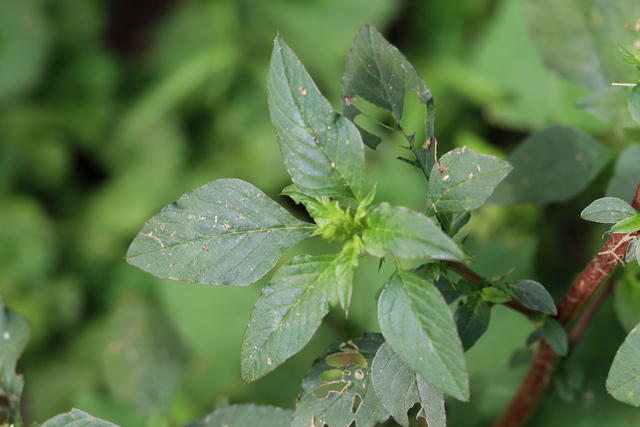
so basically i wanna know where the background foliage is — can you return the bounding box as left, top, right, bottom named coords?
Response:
left=1, top=0, right=639, bottom=426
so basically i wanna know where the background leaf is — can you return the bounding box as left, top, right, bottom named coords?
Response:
left=0, top=297, right=30, bottom=421
left=371, top=342, right=445, bottom=427
left=629, top=84, right=640, bottom=126
left=268, top=37, right=365, bottom=200
left=378, top=269, right=468, bottom=400
left=615, top=270, right=640, bottom=333
left=607, top=323, right=640, bottom=406
left=185, top=404, right=293, bottom=427
left=241, top=254, right=343, bottom=382
left=505, top=280, right=557, bottom=315
left=292, top=333, right=389, bottom=427
left=37, top=408, right=119, bottom=427
left=542, top=317, right=568, bottom=356
left=363, top=203, right=464, bottom=261
left=491, top=125, right=608, bottom=204
left=454, top=295, right=491, bottom=351
left=427, top=147, right=512, bottom=214
left=606, top=144, right=640, bottom=201
left=581, top=197, right=638, bottom=223
left=127, top=178, right=314, bottom=286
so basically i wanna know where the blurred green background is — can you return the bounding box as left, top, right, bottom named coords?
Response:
left=2, top=0, right=639, bottom=425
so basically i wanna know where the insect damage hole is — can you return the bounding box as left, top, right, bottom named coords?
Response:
left=351, top=393, right=363, bottom=414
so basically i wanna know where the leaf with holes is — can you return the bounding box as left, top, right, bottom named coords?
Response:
left=0, top=297, right=30, bottom=422
left=126, top=179, right=315, bottom=286
left=363, top=203, right=464, bottom=261
left=581, top=197, right=638, bottom=224
left=427, top=147, right=511, bottom=214
left=37, top=409, right=120, bottom=426
left=378, top=269, right=469, bottom=400
left=504, top=280, right=557, bottom=315
left=454, top=295, right=491, bottom=351
left=607, top=323, right=640, bottom=406
left=185, top=405, right=293, bottom=427
left=371, top=342, right=445, bottom=427
left=241, top=254, right=347, bottom=382
left=268, top=37, right=365, bottom=200
left=292, top=333, right=389, bottom=427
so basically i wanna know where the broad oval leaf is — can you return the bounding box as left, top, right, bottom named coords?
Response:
left=506, top=280, right=557, bottom=315
left=38, top=409, right=119, bottom=427
left=491, top=126, right=608, bottom=204
left=0, top=297, right=30, bottom=421
left=126, top=179, right=315, bottom=286
left=611, top=214, right=640, bottom=233
left=241, top=254, right=346, bottom=382
left=629, top=84, right=640, bottom=127
left=292, top=333, right=389, bottom=427
left=428, top=147, right=512, bottom=214
left=581, top=197, right=638, bottom=224
left=606, top=144, right=640, bottom=201
left=363, top=203, right=465, bottom=261
left=185, top=405, right=293, bottom=427
left=378, top=269, right=469, bottom=401
left=371, top=342, right=445, bottom=427
left=454, top=295, right=491, bottom=351
left=268, top=37, right=365, bottom=200
left=607, top=323, right=640, bottom=407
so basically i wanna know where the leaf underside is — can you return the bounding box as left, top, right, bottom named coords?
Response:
left=506, top=280, right=557, bottom=315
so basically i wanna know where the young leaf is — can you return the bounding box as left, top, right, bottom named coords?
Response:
left=371, top=342, right=445, bottom=427
left=184, top=405, right=293, bottom=427
left=341, top=24, right=436, bottom=172
left=505, top=280, right=557, bottom=315
left=581, top=197, right=638, bottom=224
left=363, top=202, right=465, bottom=261
left=37, top=409, right=119, bottom=426
left=618, top=43, right=640, bottom=67
left=611, top=214, right=640, bottom=233
left=292, top=333, right=389, bottom=427
left=242, top=254, right=346, bottom=382
left=0, top=297, right=30, bottom=423
left=427, top=147, right=512, bottom=214
left=630, top=84, right=640, bottom=127
left=607, top=323, right=640, bottom=407
left=454, top=295, right=491, bottom=351
left=126, top=179, right=315, bottom=286
left=542, top=317, right=568, bottom=356
left=378, top=269, right=469, bottom=401
left=481, top=286, right=512, bottom=304
left=268, top=37, right=365, bottom=200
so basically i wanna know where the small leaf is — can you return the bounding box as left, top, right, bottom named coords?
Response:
left=542, top=317, right=568, bottom=356
left=454, top=296, right=491, bottom=351
left=0, top=297, right=30, bottom=422
left=378, top=269, right=469, bottom=400
left=509, top=347, right=533, bottom=368
left=292, top=333, right=389, bottom=427
left=481, top=286, right=512, bottom=304
left=505, top=280, right=557, bottom=315
left=581, top=197, right=638, bottom=224
left=268, top=37, right=365, bottom=200
left=184, top=405, right=293, bottom=427
left=363, top=202, right=465, bottom=261
left=611, top=214, right=640, bottom=233
left=37, top=409, right=119, bottom=427
left=607, top=323, right=640, bottom=406
left=242, top=254, right=344, bottom=382
left=127, top=179, right=315, bottom=286
left=427, top=147, right=512, bottom=214
left=371, top=342, right=445, bottom=427
left=625, top=237, right=639, bottom=263
left=630, top=84, right=640, bottom=126
left=618, top=43, right=640, bottom=67
left=526, top=327, right=543, bottom=347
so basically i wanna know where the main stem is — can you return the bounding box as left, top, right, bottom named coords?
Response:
left=493, top=179, right=640, bottom=427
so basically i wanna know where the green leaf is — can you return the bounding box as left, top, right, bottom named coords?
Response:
left=0, top=297, right=30, bottom=422
left=626, top=238, right=639, bottom=264
left=184, top=405, right=293, bottom=427
left=427, top=147, right=512, bottom=214
left=607, top=323, right=640, bottom=406
left=292, top=333, right=389, bottom=427
left=542, top=317, right=568, bottom=356
left=378, top=269, right=469, bottom=400
left=509, top=347, right=533, bottom=368
left=480, top=286, right=512, bottom=304
left=505, top=280, right=557, bottom=315
left=618, top=43, right=640, bottom=67
left=526, top=327, right=544, bottom=347
left=341, top=25, right=435, bottom=167
left=241, top=254, right=345, bottom=382
left=126, top=179, right=315, bottom=286
left=581, top=197, right=639, bottom=224
left=371, top=342, right=445, bottom=427
left=491, top=126, right=608, bottom=204
left=612, top=214, right=640, bottom=233
left=607, top=144, right=640, bottom=201
left=268, top=37, right=365, bottom=200
left=454, top=295, right=491, bottom=351
left=363, top=203, right=465, bottom=261
left=37, top=409, right=119, bottom=427
left=630, top=85, right=640, bottom=126
left=614, top=270, right=640, bottom=333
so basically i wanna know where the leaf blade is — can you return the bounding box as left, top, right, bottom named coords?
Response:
left=0, top=297, right=30, bottom=422
left=581, top=197, right=639, bottom=224
left=453, top=295, right=491, bottom=351
left=607, top=323, right=640, bottom=406
left=38, top=409, right=120, bottom=427
left=506, top=280, right=557, bottom=315
left=185, top=405, right=293, bottom=427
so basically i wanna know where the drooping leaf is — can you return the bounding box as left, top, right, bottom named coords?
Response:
left=612, top=214, right=640, bottom=233
left=542, top=317, right=568, bottom=356
left=606, top=144, right=640, bottom=201
left=505, top=280, right=557, bottom=315
left=0, top=297, right=30, bottom=422
left=630, top=85, right=640, bottom=126
left=185, top=405, right=293, bottom=427
left=427, top=147, right=512, bottom=214
left=581, top=197, right=638, bottom=223
left=509, top=347, right=534, bottom=368
left=241, top=254, right=345, bottom=382
left=268, top=36, right=365, bottom=200
left=37, top=408, right=119, bottom=427
left=454, top=295, right=491, bottom=351
left=127, top=179, right=315, bottom=286
left=491, top=125, right=608, bottom=204
left=526, top=327, right=544, bottom=347
left=371, top=342, right=445, bottom=427
left=607, top=323, right=640, bottom=406
left=363, top=203, right=465, bottom=261
left=292, top=333, right=389, bottom=427
left=341, top=24, right=436, bottom=172
left=377, top=269, right=469, bottom=400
